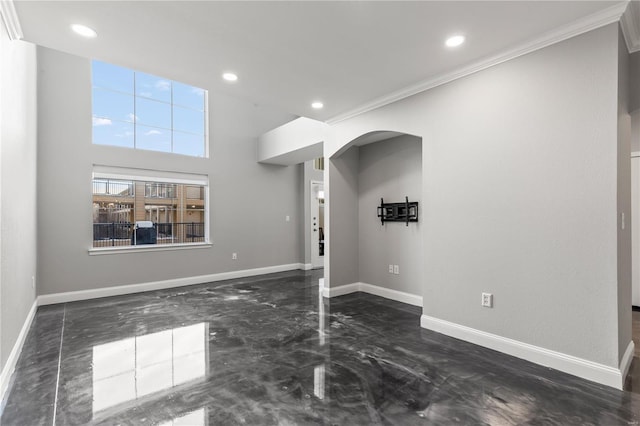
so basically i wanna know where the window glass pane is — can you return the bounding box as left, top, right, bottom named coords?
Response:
left=173, top=81, right=205, bottom=111
left=92, top=60, right=134, bottom=93
left=136, top=97, right=171, bottom=129
left=93, top=121, right=134, bottom=148
left=93, top=176, right=207, bottom=248
left=173, top=106, right=204, bottom=135
left=173, top=131, right=205, bottom=157
left=136, top=125, right=171, bottom=153
left=92, top=61, right=207, bottom=157
left=93, top=88, right=135, bottom=123
left=135, top=72, right=171, bottom=103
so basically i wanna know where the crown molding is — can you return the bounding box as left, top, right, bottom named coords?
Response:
left=0, top=0, right=23, bottom=40
left=327, top=1, right=628, bottom=125
left=621, top=0, right=640, bottom=52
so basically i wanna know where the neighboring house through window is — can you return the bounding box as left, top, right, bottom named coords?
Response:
left=92, top=168, right=209, bottom=250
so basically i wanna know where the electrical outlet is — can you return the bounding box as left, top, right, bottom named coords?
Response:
left=393, top=265, right=400, bottom=275
left=32, top=276, right=35, bottom=289
left=232, top=253, right=238, bottom=260
left=388, top=264, right=394, bottom=274
left=286, top=215, right=290, bottom=222
left=481, top=293, right=493, bottom=308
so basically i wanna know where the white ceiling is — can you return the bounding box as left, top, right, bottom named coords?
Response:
left=13, top=1, right=628, bottom=127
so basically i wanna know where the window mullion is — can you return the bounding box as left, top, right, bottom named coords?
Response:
left=133, top=71, right=137, bottom=149
left=171, top=81, right=174, bottom=154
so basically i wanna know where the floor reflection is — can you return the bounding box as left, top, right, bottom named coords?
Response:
left=313, top=364, right=325, bottom=400
left=92, top=323, right=208, bottom=413
left=318, top=277, right=326, bottom=346
left=158, top=408, right=207, bottom=426
left=3, top=270, right=638, bottom=425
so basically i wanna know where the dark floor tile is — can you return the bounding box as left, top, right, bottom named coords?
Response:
left=0, top=306, right=64, bottom=426
left=1, top=270, right=639, bottom=425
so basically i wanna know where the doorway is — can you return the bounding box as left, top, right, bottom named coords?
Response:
left=310, top=181, right=325, bottom=269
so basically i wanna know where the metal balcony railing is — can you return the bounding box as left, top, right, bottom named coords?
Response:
left=93, top=222, right=205, bottom=247
left=93, top=179, right=134, bottom=197
left=145, top=183, right=177, bottom=199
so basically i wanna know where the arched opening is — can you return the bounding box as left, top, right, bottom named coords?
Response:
left=325, top=130, right=424, bottom=310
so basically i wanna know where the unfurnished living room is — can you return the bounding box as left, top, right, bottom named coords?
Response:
left=1, top=1, right=640, bottom=424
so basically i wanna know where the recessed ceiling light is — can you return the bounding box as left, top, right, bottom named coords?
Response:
left=445, top=35, right=465, bottom=48
left=71, top=24, right=97, bottom=38
left=311, top=101, right=324, bottom=109
left=222, top=72, right=238, bottom=82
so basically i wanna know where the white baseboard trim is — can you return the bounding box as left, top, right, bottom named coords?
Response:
left=360, top=283, right=423, bottom=306
left=0, top=300, right=37, bottom=401
left=421, top=314, right=629, bottom=390
left=38, top=263, right=305, bottom=305
left=620, top=340, right=635, bottom=385
left=323, top=282, right=360, bottom=299
left=302, top=263, right=314, bottom=271
left=323, top=282, right=423, bottom=307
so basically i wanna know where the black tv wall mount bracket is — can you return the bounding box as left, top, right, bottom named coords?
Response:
left=377, top=197, right=418, bottom=226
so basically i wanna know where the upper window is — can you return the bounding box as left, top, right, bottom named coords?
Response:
left=92, top=60, right=207, bottom=157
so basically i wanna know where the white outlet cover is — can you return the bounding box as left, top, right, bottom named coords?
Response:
left=393, top=265, right=400, bottom=275
left=482, top=293, right=493, bottom=308
left=388, top=264, right=394, bottom=273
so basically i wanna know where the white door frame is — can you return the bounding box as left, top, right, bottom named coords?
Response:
left=310, top=180, right=324, bottom=269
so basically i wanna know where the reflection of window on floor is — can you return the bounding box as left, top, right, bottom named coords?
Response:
left=318, top=279, right=325, bottom=346
left=158, top=408, right=206, bottom=426
left=92, top=323, right=207, bottom=413
left=314, top=364, right=325, bottom=400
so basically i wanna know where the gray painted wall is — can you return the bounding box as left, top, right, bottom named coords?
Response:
left=630, top=51, right=640, bottom=114
left=327, top=24, right=624, bottom=367
left=358, top=135, right=422, bottom=296
left=328, top=147, right=359, bottom=287
left=0, top=26, right=38, bottom=366
left=37, top=47, right=302, bottom=295
left=633, top=111, right=640, bottom=152
left=617, top=28, right=632, bottom=363
left=633, top=156, right=640, bottom=307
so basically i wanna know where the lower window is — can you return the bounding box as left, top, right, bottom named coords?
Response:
left=92, top=167, right=208, bottom=248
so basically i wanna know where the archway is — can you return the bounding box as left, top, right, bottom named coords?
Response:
left=324, top=130, right=424, bottom=309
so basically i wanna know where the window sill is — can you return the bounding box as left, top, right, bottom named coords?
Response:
left=88, top=242, right=212, bottom=255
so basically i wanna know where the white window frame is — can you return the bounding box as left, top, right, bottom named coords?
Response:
left=89, top=165, right=211, bottom=254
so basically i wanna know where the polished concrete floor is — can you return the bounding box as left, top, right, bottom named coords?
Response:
left=1, top=270, right=639, bottom=425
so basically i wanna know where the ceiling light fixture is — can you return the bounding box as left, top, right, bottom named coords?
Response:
left=311, top=101, right=324, bottom=109
left=445, top=35, right=465, bottom=48
left=222, top=72, right=238, bottom=82
left=71, top=24, right=97, bottom=38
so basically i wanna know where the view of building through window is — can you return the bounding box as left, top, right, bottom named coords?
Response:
left=92, top=60, right=207, bottom=157
left=92, top=178, right=206, bottom=248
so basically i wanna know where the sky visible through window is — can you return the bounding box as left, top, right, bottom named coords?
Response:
left=92, top=60, right=206, bottom=157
